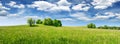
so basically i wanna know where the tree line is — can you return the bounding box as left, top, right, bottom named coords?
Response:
left=87, top=23, right=120, bottom=30
left=27, top=18, right=62, bottom=27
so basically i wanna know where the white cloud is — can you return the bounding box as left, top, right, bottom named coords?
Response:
left=7, top=1, right=16, bottom=6
left=13, top=4, right=25, bottom=8
left=0, top=3, right=10, bottom=10
left=28, top=0, right=71, bottom=12
left=28, top=1, right=56, bottom=10
left=93, top=12, right=116, bottom=20
left=91, top=0, right=119, bottom=9
left=49, top=6, right=70, bottom=12
left=94, top=6, right=108, bottom=9
left=0, top=10, right=8, bottom=16
left=24, top=16, right=40, bottom=19
left=57, top=0, right=71, bottom=6
left=70, top=12, right=119, bottom=21
left=72, top=4, right=90, bottom=11
left=58, top=18, right=74, bottom=21
left=70, top=12, right=92, bottom=21
left=48, top=0, right=71, bottom=12
left=114, top=13, right=120, bottom=19
left=7, top=1, right=25, bottom=8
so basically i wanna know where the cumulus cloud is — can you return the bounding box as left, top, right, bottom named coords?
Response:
left=91, top=0, right=120, bottom=9
left=57, top=0, right=71, bottom=6
left=7, top=1, right=25, bottom=8
left=49, top=0, right=71, bottom=12
left=49, top=6, right=70, bottom=12
left=28, top=1, right=56, bottom=10
left=72, top=4, right=90, bottom=11
left=28, top=0, right=71, bottom=12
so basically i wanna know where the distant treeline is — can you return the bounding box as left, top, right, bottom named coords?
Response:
left=27, top=18, right=62, bottom=27
left=98, top=25, right=120, bottom=30
left=87, top=23, right=120, bottom=30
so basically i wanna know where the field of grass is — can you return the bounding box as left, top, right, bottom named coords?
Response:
left=0, top=24, right=120, bottom=44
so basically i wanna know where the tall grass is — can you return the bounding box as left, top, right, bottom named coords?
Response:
left=0, top=25, right=120, bottom=44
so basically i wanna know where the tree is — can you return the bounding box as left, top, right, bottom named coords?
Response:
left=27, top=18, right=35, bottom=27
left=36, top=19, right=42, bottom=24
left=43, top=18, right=47, bottom=25
left=87, top=23, right=96, bottom=28
left=53, top=19, right=62, bottom=27
left=53, top=19, right=58, bottom=26
left=43, top=18, right=53, bottom=25
left=47, top=18, right=53, bottom=25
left=57, top=20, right=62, bottom=27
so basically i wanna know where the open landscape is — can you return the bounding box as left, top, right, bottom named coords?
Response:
left=0, top=0, right=120, bottom=44
left=0, top=25, right=120, bottom=44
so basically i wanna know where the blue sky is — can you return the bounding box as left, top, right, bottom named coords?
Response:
left=0, top=0, right=120, bottom=26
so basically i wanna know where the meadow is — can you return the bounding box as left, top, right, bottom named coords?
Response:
left=0, top=24, right=120, bottom=44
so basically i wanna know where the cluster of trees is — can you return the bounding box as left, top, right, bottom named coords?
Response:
left=87, top=23, right=120, bottom=30
left=42, top=18, right=62, bottom=27
left=87, top=23, right=96, bottom=28
left=98, top=25, right=120, bottom=30
left=27, top=18, right=62, bottom=27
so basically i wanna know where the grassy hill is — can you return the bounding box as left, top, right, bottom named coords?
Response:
left=0, top=25, right=120, bottom=44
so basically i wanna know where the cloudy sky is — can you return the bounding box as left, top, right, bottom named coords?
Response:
left=0, top=0, right=120, bottom=26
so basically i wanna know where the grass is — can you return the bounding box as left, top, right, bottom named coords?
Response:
left=0, top=24, right=120, bottom=44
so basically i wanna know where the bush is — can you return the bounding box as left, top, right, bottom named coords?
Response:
left=87, top=23, right=96, bottom=28
left=36, top=19, right=42, bottom=24
left=27, top=18, right=35, bottom=27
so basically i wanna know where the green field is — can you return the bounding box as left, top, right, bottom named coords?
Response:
left=0, top=25, right=120, bottom=44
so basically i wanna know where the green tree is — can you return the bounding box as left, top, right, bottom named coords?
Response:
left=27, top=18, right=35, bottom=27
left=43, top=18, right=47, bottom=25
left=36, top=19, right=42, bottom=24
left=43, top=18, right=53, bottom=25
left=57, top=20, right=62, bottom=27
left=53, top=19, right=62, bottom=27
left=53, top=19, right=58, bottom=26
left=87, top=23, right=96, bottom=28
left=47, top=18, right=53, bottom=25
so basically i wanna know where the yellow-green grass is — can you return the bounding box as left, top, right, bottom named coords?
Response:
left=0, top=24, right=120, bottom=44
